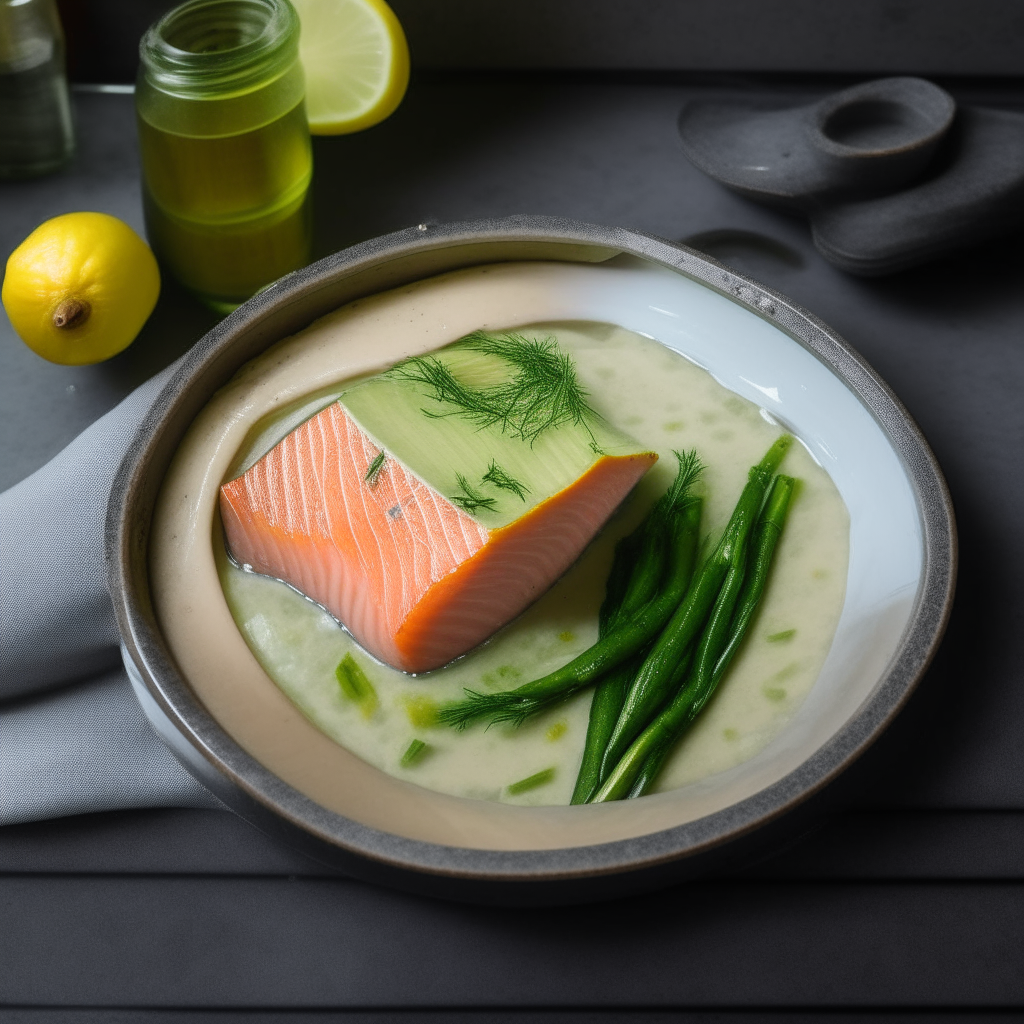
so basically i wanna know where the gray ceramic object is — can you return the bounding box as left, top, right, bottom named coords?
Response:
left=678, top=78, right=956, bottom=208
left=678, top=78, right=1024, bottom=276
left=812, top=107, right=1024, bottom=275
left=105, top=217, right=956, bottom=905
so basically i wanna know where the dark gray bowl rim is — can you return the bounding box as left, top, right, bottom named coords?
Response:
left=106, top=215, right=956, bottom=899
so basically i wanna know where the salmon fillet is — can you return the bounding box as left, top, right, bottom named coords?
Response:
left=220, top=402, right=656, bottom=673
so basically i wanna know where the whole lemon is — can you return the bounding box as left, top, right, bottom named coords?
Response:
left=2, top=212, right=161, bottom=366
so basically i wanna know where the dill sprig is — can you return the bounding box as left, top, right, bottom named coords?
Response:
left=459, top=331, right=594, bottom=442
left=450, top=473, right=498, bottom=514
left=387, top=330, right=597, bottom=445
left=481, top=459, right=528, bottom=501
left=364, top=451, right=386, bottom=486
left=650, top=449, right=704, bottom=525
left=440, top=688, right=565, bottom=730
left=390, top=357, right=479, bottom=415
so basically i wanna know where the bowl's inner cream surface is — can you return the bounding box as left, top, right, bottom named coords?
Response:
left=217, top=320, right=848, bottom=806
left=150, top=261, right=855, bottom=850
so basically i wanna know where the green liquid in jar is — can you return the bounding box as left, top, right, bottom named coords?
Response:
left=137, top=0, right=311, bottom=312
left=138, top=99, right=312, bottom=313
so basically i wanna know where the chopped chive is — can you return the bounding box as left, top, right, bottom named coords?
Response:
left=402, top=695, right=440, bottom=728
left=364, top=451, right=386, bottom=485
left=766, top=629, right=796, bottom=643
left=507, top=767, right=555, bottom=795
left=480, top=665, right=522, bottom=690
left=400, top=739, right=429, bottom=766
left=335, top=653, right=379, bottom=718
left=768, top=661, right=800, bottom=683
left=546, top=721, right=568, bottom=742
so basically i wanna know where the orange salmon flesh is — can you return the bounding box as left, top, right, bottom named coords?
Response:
left=220, top=403, right=657, bottom=673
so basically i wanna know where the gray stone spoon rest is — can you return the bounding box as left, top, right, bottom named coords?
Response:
left=678, top=77, right=1024, bottom=276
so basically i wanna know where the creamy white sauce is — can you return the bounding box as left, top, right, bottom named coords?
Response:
left=217, top=320, right=849, bottom=805
left=149, top=261, right=850, bottom=849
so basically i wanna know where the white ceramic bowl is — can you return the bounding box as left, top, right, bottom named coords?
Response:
left=107, top=218, right=956, bottom=904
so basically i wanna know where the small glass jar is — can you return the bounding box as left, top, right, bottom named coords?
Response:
left=136, top=0, right=312, bottom=313
left=0, top=0, right=74, bottom=179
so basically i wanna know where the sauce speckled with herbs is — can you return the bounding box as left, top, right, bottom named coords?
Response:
left=219, top=320, right=849, bottom=805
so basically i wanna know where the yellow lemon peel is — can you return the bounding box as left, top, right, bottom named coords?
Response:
left=2, top=212, right=160, bottom=366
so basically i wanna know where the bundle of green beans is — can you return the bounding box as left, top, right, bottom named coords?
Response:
left=569, top=452, right=705, bottom=803
left=591, top=470, right=795, bottom=801
left=438, top=435, right=797, bottom=804
left=588, top=435, right=793, bottom=795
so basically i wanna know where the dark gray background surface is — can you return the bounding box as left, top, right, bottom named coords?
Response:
left=56, top=0, right=1024, bottom=82
left=2, top=76, right=1024, bottom=1017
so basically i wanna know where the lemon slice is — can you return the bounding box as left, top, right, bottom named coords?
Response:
left=291, top=0, right=410, bottom=135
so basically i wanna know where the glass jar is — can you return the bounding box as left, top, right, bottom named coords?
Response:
left=0, top=0, right=74, bottom=178
left=136, top=0, right=312, bottom=313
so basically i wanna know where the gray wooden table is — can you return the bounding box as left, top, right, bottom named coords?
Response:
left=2, top=79, right=1024, bottom=1019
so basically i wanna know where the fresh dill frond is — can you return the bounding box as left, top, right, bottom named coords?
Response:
left=481, top=459, right=528, bottom=501
left=436, top=690, right=505, bottom=730
left=386, top=330, right=598, bottom=445
left=436, top=689, right=557, bottom=730
left=652, top=449, right=704, bottom=523
left=364, top=451, right=386, bottom=485
left=389, top=355, right=482, bottom=416
left=449, top=473, right=498, bottom=514
left=459, top=331, right=595, bottom=443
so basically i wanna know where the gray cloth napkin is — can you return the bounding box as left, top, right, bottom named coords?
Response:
left=0, top=669, right=220, bottom=825
left=0, top=367, right=221, bottom=824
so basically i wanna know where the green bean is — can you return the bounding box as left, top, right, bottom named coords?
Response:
left=712, top=475, right=797, bottom=682
left=619, top=562, right=748, bottom=800
left=570, top=660, right=636, bottom=804
left=569, top=453, right=708, bottom=803
left=598, top=435, right=791, bottom=778
left=569, top=531, right=651, bottom=805
left=594, top=528, right=641, bottom=627
left=593, top=558, right=748, bottom=802
left=615, top=451, right=704, bottom=625
left=626, top=736, right=673, bottom=799
left=437, top=498, right=702, bottom=729
left=572, top=637, right=697, bottom=804
left=599, top=474, right=796, bottom=801
left=598, top=532, right=642, bottom=634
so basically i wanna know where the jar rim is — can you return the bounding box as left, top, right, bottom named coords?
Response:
left=139, top=0, right=299, bottom=98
